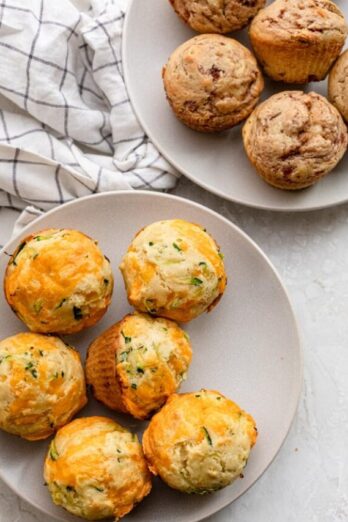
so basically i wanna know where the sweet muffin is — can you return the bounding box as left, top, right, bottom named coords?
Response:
left=86, top=312, right=192, bottom=419
left=4, top=229, right=113, bottom=334
left=249, top=0, right=347, bottom=83
left=0, top=332, right=86, bottom=440
left=163, top=34, right=264, bottom=132
left=243, top=91, right=348, bottom=190
left=142, top=390, right=257, bottom=493
left=169, top=0, right=266, bottom=34
left=329, top=50, right=348, bottom=123
left=44, top=417, right=151, bottom=520
left=119, top=219, right=227, bottom=322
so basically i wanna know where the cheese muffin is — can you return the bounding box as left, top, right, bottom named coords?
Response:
left=163, top=34, right=264, bottom=132
left=169, top=0, right=266, bottom=33
left=44, top=417, right=152, bottom=520
left=249, top=0, right=347, bottom=83
left=119, top=219, right=227, bottom=322
left=329, top=50, right=348, bottom=123
left=143, top=390, right=257, bottom=493
left=4, top=229, right=113, bottom=334
left=86, top=312, right=192, bottom=420
left=0, top=332, right=86, bottom=441
left=243, top=91, right=348, bottom=190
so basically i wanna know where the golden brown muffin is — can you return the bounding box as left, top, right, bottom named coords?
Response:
left=249, top=0, right=347, bottom=84
left=169, top=0, right=266, bottom=33
left=4, top=229, right=113, bottom=334
left=243, top=91, right=348, bottom=190
left=44, top=417, right=151, bottom=520
left=163, top=34, right=264, bottom=132
left=329, top=50, right=348, bottom=123
left=143, top=390, right=257, bottom=494
left=119, top=219, right=227, bottom=322
left=86, top=312, right=192, bottom=420
left=0, top=333, right=86, bottom=441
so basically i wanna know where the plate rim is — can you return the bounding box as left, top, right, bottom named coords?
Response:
left=122, top=0, right=348, bottom=213
left=0, top=190, right=303, bottom=522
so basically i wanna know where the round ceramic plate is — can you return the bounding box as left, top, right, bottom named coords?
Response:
left=0, top=191, right=302, bottom=521
left=123, top=0, right=348, bottom=211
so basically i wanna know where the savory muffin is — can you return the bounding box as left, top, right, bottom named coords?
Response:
left=329, top=50, right=348, bottom=123
left=249, top=0, right=347, bottom=83
left=163, top=34, right=264, bottom=132
left=4, top=229, right=113, bottom=334
left=44, top=417, right=151, bottom=520
left=243, top=91, right=348, bottom=190
left=0, top=332, right=86, bottom=441
left=142, top=390, right=257, bottom=493
left=169, top=0, right=266, bottom=34
left=119, top=219, right=227, bottom=323
left=86, top=312, right=192, bottom=419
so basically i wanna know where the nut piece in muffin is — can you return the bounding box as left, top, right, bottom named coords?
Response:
left=169, top=0, right=266, bottom=34
left=243, top=91, right=348, bottom=190
left=4, top=229, right=113, bottom=334
left=142, top=390, right=257, bottom=493
left=44, top=416, right=151, bottom=520
left=163, top=34, right=264, bottom=132
left=0, top=333, right=86, bottom=441
left=119, top=219, right=227, bottom=323
left=86, top=312, right=192, bottom=420
left=249, top=0, right=347, bottom=84
left=329, top=50, right=348, bottom=124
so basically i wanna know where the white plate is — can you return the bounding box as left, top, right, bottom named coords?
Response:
left=123, top=0, right=348, bottom=212
left=0, top=191, right=302, bottom=521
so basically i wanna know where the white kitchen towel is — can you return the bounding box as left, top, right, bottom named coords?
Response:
left=0, top=0, right=179, bottom=239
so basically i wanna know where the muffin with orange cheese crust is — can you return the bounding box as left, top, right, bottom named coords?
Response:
left=119, top=219, right=227, bottom=323
left=86, top=312, right=192, bottom=419
left=44, top=416, right=151, bottom=520
left=4, top=228, right=113, bottom=334
left=0, top=332, right=86, bottom=441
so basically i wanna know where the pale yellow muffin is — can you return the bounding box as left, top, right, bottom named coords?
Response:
left=142, top=390, right=257, bottom=493
left=0, top=333, right=86, bottom=441
left=243, top=91, right=348, bottom=190
left=249, top=0, right=347, bottom=83
left=169, top=0, right=266, bottom=33
left=4, top=229, right=113, bottom=334
left=163, top=34, right=264, bottom=132
left=119, top=219, right=227, bottom=322
left=329, top=50, right=348, bottom=123
left=86, top=312, right=192, bottom=420
left=44, top=417, right=152, bottom=520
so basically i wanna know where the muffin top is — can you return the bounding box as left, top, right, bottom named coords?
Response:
left=169, top=0, right=266, bottom=33
left=0, top=333, right=86, bottom=440
left=119, top=219, right=227, bottom=322
left=329, top=50, right=348, bottom=123
left=163, top=34, right=264, bottom=132
left=44, top=417, right=152, bottom=520
left=243, top=91, right=348, bottom=189
left=250, top=0, right=347, bottom=42
left=143, top=390, right=257, bottom=493
left=4, top=229, right=113, bottom=334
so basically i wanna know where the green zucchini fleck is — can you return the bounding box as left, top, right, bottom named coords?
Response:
left=202, top=426, right=213, bottom=446
left=191, top=277, right=203, bottom=286
left=121, top=331, right=131, bottom=344
left=131, top=383, right=137, bottom=389
left=149, top=241, right=154, bottom=246
left=94, top=486, right=104, bottom=492
left=136, top=367, right=144, bottom=374
left=11, top=241, right=26, bottom=266
left=173, top=242, right=182, bottom=252
left=199, top=261, right=207, bottom=267
left=218, top=252, right=224, bottom=260
left=33, top=301, right=42, bottom=314
left=49, top=440, right=59, bottom=460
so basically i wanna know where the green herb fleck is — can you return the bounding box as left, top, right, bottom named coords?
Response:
left=195, top=394, right=201, bottom=398
left=49, top=441, right=59, bottom=461
left=183, top=332, right=190, bottom=341
left=56, top=298, right=67, bottom=309
left=61, top=371, right=65, bottom=378
left=199, top=261, right=207, bottom=267
left=73, top=306, right=83, bottom=320
left=136, top=367, right=144, bottom=374
left=216, top=397, right=221, bottom=401
left=0, top=355, right=11, bottom=364
left=145, top=299, right=157, bottom=314
left=94, top=486, right=104, bottom=492
left=11, top=241, right=26, bottom=266
left=33, top=301, right=42, bottom=314
left=131, top=383, right=137, bottom=389
left=202, top=426, right=213, bottom=446
left=25, top=362, right=34, bottom=370
left=191, top=277, right=203, bottom=286
left=121, top=331, right=131, bottom=344
left=173, top=242, right=182, bottom=252
left=34, top=235, right=52, bottom=241
left=162, top=327, right=168, bottom=332
left=32, top=252, right=39, bottom=260
left=149, top=241, right=154, bottom=246
left=218, top=252, right=224, bottom=260
left=119, top=351, right=130, bottom=363
left=117, top=449, right=121, bottom=454
left=103, top=278, right=109, bottom=285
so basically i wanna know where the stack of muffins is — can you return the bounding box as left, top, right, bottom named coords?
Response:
left=0, top=221, right=257, bottom=520
left=164, top=0, right=348, bottom=191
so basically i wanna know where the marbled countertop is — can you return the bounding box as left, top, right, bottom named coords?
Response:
left=0, top=177, right=347, bottom=522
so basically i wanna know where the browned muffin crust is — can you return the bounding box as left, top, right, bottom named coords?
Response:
left=243, top=91, right=348, bottom=190
left=163, top=34, right=264, bottom=132
left=328, top=50, right=348, bottom=124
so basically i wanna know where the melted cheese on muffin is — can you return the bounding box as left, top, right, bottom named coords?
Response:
left=142, top=390, right=257, bottom=493
left=119, top=220, right=226, bottom=322
left=0, top=332, right=86, bottom=440
left=44, top=417, right=152, bottom=520
left=4, top=229, right=113, bottom=334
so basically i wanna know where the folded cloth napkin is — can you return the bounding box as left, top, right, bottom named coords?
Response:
left=0, top=0, right=179, bottom=239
